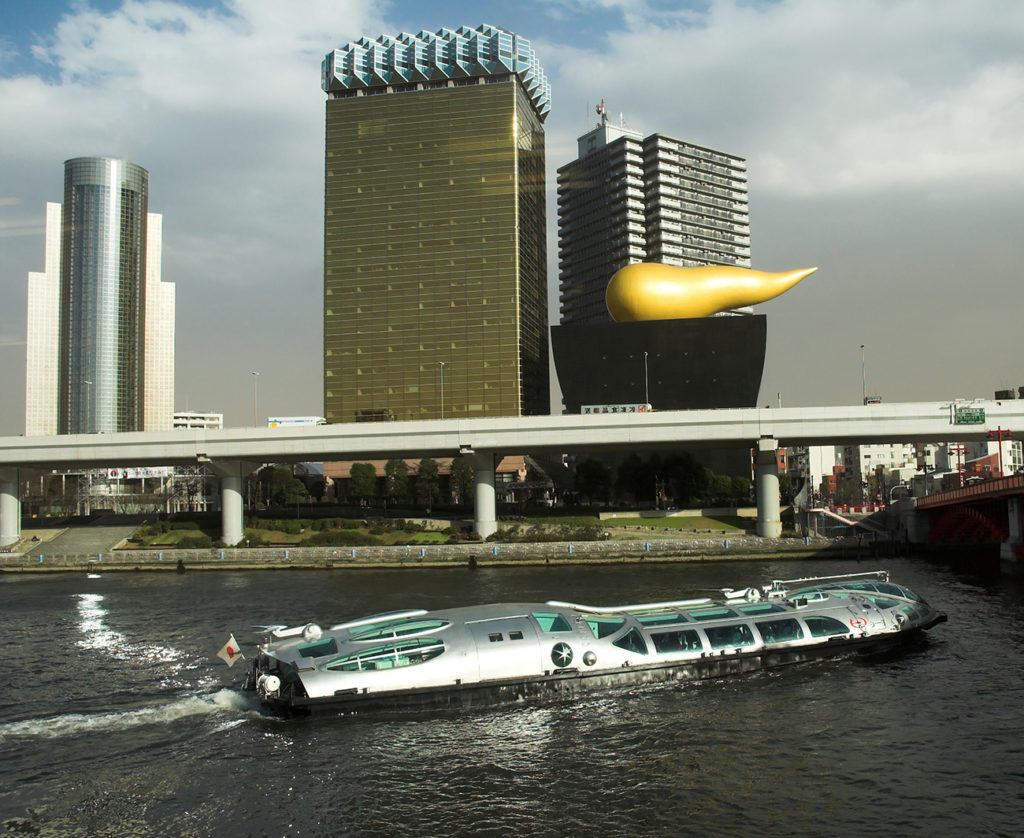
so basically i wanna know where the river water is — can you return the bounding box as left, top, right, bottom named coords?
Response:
left=1, top=557, right=1021, bottom=837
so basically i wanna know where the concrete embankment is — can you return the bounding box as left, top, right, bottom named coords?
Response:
left=0, top=535, right=882, bottom=573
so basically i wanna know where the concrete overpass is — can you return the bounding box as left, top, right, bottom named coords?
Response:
left=2, top=398, right=1022, bottom=547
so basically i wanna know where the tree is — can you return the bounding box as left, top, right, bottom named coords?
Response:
left=731, top=475, right=752, bottom=504
left=710, top=474, right=732, bottom=502
left=384, top=459, right=409, bottom=504
left=450, top=457, right=474, bottom=506
left=416, top=458, right=440, bottom=507
left=614, top=453, right=650, bottom=503
left=349, top=462, right=377, bottom=505
left=269, top=466, right=307, bottom=507
left=574, top=458, right=612, bottom=505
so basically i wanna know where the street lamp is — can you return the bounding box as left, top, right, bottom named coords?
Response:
left=860, top=344, right=866, bottom=404
left=438, top=361, right=445, bottom=420
left=643, top=351, right=649, bottom=406
left=251, top=371, right=260, bottom=427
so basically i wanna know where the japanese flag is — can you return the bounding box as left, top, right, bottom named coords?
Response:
left=217, top=634, right=244, bottom=667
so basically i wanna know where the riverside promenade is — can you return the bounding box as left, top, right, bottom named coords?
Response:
left=0, top=533, right=874, bottom=573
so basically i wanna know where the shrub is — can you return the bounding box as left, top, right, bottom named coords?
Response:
left=177, top=533, right=213, bottom=549
left=299, top=530, right=381, bottom=547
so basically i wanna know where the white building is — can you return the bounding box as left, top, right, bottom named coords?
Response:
left=25, top=158, right=175, bottom=435
left=173, top=411, right=224, bottom=430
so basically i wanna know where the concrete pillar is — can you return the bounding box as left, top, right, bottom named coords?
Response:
left=1000, top=495, right=1023, bottom=570
left=0, top=468, right=20, bottom=548
left=467, top=452, right=497, bottom=539
left=755, top=437, right=782, bottom=538
left=209, top=461, right=257, bottom=547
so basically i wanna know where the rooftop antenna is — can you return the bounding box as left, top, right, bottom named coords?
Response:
left=596, top=98, right=607, bottom=127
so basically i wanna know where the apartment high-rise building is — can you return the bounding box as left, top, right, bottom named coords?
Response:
left=25, top=157, right=174, bottom=435
left=321, top=24, right=550, bottom=423
left=557, top=110, right=749, bottom=325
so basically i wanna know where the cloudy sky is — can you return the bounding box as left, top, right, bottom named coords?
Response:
left=2, top=0, right=1022, bottom=434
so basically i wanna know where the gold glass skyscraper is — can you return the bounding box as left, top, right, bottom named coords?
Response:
left=322, top=25, right=550, bottom=423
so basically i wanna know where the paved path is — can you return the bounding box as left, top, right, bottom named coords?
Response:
left=22, top=523, right=139, bottom=557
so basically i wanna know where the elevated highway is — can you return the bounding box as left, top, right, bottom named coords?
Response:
left=2, top=399, right=1022, bottom=547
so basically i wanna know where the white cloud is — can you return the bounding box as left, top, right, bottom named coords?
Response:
left=0, top=0, right=1022, bottom=431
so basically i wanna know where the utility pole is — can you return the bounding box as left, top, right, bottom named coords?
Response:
left=987, top=427, right=1013, bottom=477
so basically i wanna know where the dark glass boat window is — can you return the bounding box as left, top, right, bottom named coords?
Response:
left=637, top=612, right=689, bottom=626
left=532, top=612, right=572, bottom=632
left=584, top=617, right=626, bottom=638
left=899, top=604, right=922, bottom=621
left=509, top=630, right=524, bottom=640
left=651, top=629, right=703, bottom=653
left=860, top=595, right=900, bottom=610
left=755, top=618, right=804, bottom=643
left=737, top=603, right=786, bottom=615
left=297, top=637, right=338, bottom=658
left=326, top=637, right=445, bottom=671
left=687, top=607, right=737, bottom=621
left=877, top=582, right=918, bottom=600
left=804, top=616, right=850, bottom=637
left=488, top=633, right=503, bottom=643
left=705, top=624, right=755, bottom=650
left=612, top=627, right=648, bottom=655
left=349, top=619, right=449, bottom=641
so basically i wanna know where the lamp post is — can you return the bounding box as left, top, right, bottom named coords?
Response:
left=860, top=344, right=866, bottom=405
left=251, top=370, right=260, bottom=427
left=643, top=351, right=649, bottom=407
left=439, top=361, right=445, bottom=420
left=83, top=379, right=93, bottom=433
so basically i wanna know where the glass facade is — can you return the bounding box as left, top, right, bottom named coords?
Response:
left=58, top=158, right=149, bottom=434
left=323, top=77, right=548, bottom=423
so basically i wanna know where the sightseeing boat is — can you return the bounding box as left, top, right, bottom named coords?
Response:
left=238, top=570, right=946, bottom=716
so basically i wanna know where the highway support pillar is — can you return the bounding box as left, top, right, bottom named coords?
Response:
left=466, top=451, right=498, bottom=540
left=755, top=437, right=782, bottom=538
left=1000, top=496, right=1023, bottom=571
left=210, top=461, right=258, bottom=547
left=0, top=468, right=20, bottom=548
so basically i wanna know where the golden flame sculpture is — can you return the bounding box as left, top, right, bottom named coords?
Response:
left=605, top=263, right=817, bottom=321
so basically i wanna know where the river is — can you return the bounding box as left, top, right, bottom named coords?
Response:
left=1, top=557, right=1021, bottom=837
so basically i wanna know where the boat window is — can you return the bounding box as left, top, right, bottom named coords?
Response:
left=804, top=616, right=850, bottom=637
left=532, top=612, right=572, bottom=632
left=326, top=637, right=445, bottom=671
left=297, top=637, right=338, bottom=658
left=687, top=607, right=738, bottom=622
left=488, top=633, right=503, bottom=643
left=755, top=618, right=804, bottom=643
left=876, top=582, right=918, bottom=601
left=584, top=617, right=626, bottom=638
left=637, top=612, right=689, bottom=626
left=900, top=604, right=922, bottom=621
left=612, top=627, right=649, bottom=655
left=349, top=618, right=449, bottom=641
left=509, top=630, right=524, bottom=640
left=705, top=624, right=755, bottom=650
left=737, top=603, right=786, bottom=615
left=651, top=629, right=703, bottom=653
left=860, top=595, right=901, bottom=610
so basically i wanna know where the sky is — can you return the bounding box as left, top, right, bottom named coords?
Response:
left=1, top=0, right=1023, bottom=433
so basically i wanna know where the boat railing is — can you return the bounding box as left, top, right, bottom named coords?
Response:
left=769, top=570, right=889, bottom=587
left=546, top=597, right=712, bottom=614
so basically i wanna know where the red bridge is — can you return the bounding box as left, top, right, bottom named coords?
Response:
left=916, top=473, right=1024, bottom=565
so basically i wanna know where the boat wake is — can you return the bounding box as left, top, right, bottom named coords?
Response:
left=75, top=593, right=184, bottom=663
left=0, top=689, right=258, bottom=741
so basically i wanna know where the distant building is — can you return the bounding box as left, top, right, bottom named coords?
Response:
left=173, top=411, right=224, bottom=430
left=321, top=24, right=550, bottom=423
left=25, top=158, right=174, bottom=435
left=557, top=112, right=750, bottom=325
